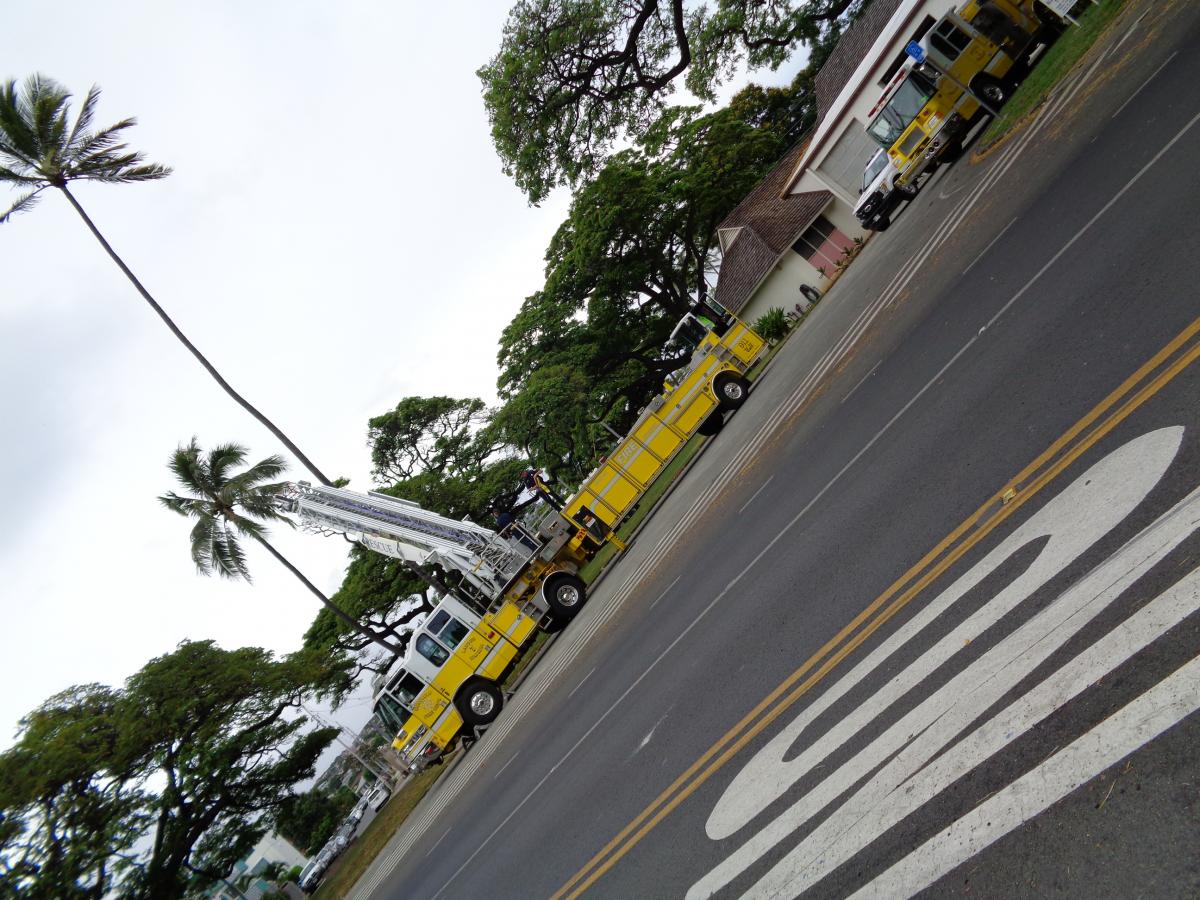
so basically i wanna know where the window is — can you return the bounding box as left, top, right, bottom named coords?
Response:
left=426, top=609, right=469, bottom=649
left=438, top=617, right=470, bottom=649
left=375, top=693, right=411, bottom=732
left=793, top=216, right=836, bottom=262
left=415, top=634, right=450, bottom=666
left=387, top=670, right=425, bottom=706
left=861, top=151, right=889, bottom=193
left=793, top=215, right=854, bottom=271
left=878, top=16, right=937, bottom=86
left=866, top=71, right=937, bottom=148
left=929, top=20, right=971, bottom=61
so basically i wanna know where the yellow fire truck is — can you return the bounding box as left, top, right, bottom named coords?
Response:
left=282, top=303, right=766, bottom=770
left=867, top=0, right=1048, bottom=187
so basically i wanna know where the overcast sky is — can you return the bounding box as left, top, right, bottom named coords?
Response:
left=2, top=1, right=804, bottom=753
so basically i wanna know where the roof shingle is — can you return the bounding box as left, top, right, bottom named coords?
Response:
left=813, top=0, right=906, bottom=124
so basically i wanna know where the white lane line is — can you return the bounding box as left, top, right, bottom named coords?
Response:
left=852, top=653, right=1200, bottom=899
left=1111, top=50, right=1179, bottom=119
left=492, top=752, right=520, bottom=781
left=650, top=577, right=681, bottom=610
left=424, top=826, right=452, bottom=858
left=567, top=667, right=597, bottom=699
left=738, top=476, right=776, bottom=515
left=962, top=217, right=1018, bottom=274
left=840, top=362, right=881, bottom=406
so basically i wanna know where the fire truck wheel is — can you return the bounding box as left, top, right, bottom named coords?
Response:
left=697, top=411, right=725, bottom=437
left=544, top=572, right=587, bottom=619
left=713, top=372, right=750, bottom=410
left=971, top=73, right=1008, bottom=106
left=456, top=679, right=504, bottom=726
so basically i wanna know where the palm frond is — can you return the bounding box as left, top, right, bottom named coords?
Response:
left=189, top=514, right=219, bottom=574
left=0, top=187, right=44, bottom=223
left=0, top=82, right=41, bottom=165
left=0, top=164, right=42, bottom=183
left=65, top=84, right=101, bottom=155
left=211, top=520, right=252, bottom=581
left=228, top=455, right=288, bottom=490
left=0, top=137, right=39, bottom=174
left=208, top=443, right=249, bottom=489
left=158, top=491, right=211, bottom=520
left=68, top=120, right=134, bottom=161
left=23, top=74, right=70, bottom=162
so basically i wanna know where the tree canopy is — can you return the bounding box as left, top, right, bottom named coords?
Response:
left=479, top=0, right=866, bottom=202
left=0, top=641, right=351, bottom=899
left=491, top=103, right=785, bottom=479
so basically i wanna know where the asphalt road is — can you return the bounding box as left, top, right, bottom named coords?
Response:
left=351, top=3, right=1200, bottom=897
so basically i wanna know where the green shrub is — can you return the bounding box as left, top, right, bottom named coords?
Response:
left=753, top=307, right=789, bottom=342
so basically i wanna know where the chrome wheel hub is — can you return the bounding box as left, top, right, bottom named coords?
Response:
left=470, top=691, right=496, bottom=716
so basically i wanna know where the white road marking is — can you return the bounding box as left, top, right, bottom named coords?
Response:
left=633, top=714, right=668, bottom=756
left=840, top=362, right=880, bottom=406
left=1111, top=50, right=1178, bottom=119
left=962, top=216, right=1017, bottom=274
left=851, top=585, right=1200, bottom=899
left=706, top=427, right=1184, bottom=840
left=424, top=826, right=452, bottom=858
left=738, top=476, right=775, bottom=515
left=692, top=439, right=1199, bottom=898
left=566, top=667, right=596, bottom=699
left=650, top=577, right=680, bottom=609
left=492, top=752, right=519, bottom=781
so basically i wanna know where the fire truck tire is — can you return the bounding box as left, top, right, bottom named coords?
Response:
left=697, top=411, right=725, bottom=437
left=455, top=679, right=504, bottom=727
left=971, top=73, right=1008, bottom=106
left=713, top=372, right=750, bottom=410
left=544, top=572, right=587, bottom=620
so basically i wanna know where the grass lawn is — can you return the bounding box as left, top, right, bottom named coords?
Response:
left=979, top=0, right=1133, bottom=147
left=311, top=761, right=449, bottom=900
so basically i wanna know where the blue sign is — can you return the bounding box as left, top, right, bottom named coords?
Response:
left=905, top=40, right=925, bottom=63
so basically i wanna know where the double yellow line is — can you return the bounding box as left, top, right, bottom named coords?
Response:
left=553, top=315, right=1200, bottom=899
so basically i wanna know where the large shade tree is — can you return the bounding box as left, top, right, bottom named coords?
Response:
left=492, top=105, right=785, bottom=477
left=159, top=439, right=403, bottom=654
left=0, top=641, right=351, bottom=899
left=0, top=74, right=332, bottom=485
left=479, top=0, right=867, bottom=202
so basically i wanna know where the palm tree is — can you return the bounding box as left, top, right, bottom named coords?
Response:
left=0, top=74, right=333, bottom=486
left=160, top=439, right=401, bottom=654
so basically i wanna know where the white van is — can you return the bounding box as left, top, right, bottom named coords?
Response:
left=366, top=784, right=391, bottom=811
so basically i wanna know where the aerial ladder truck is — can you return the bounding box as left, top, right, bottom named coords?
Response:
left=282, top=300, right=768, bottom=770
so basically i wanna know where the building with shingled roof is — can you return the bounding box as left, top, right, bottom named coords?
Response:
left=715, top=0, right=988, bottom=323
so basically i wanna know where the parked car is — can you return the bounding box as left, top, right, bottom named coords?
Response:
left=854, top=148, right=918, bottom=231
left=298, top=851, right=332, bottom=893
left=366, top=784, right=391, bottom=811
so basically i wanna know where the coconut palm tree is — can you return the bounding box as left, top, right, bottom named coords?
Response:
left=160, top=439, right=401, bottom=653
left=0, top=74, right=332, bottom=486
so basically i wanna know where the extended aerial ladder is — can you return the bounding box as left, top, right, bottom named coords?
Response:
left=275, top=481, right=588, bottom=624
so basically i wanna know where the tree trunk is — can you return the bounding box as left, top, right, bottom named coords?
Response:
left=253, top=535, right=403, bottom=653
left=58, top=185, right=335, bottom=488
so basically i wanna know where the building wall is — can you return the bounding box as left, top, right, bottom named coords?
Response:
left=803, top=0, right=961, bottom=200
left=248, top=832, right=310, bottom=871
left=740, top=251, right=822, bottom=325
